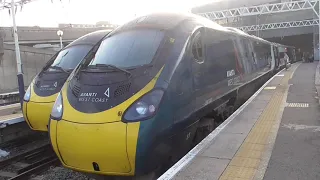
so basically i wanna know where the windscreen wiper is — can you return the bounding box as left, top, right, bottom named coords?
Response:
left=49, top=66, right=69, bottom=73
left=89, top=64, right=132, bottom=77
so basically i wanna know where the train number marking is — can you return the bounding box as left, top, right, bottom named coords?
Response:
left=78, top=97, right=108, bottom=103
left=104, top=88, right=110, bottom=97
left=204, top=98, right=213, bottom=106
left=227, top=69, right=235, bottom=77
left=79, top=97, right=91, bottom=102
left=39, top=84, right=55, bottom=91
left=186, top=132, right=191, bottom=140
left=228, top=76, right=241, bottom=86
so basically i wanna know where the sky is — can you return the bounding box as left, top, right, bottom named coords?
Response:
left=0, top=0, right=220, bottom=27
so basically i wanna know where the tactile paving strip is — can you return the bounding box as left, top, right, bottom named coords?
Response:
left=219, top=70, right=291, bottom=180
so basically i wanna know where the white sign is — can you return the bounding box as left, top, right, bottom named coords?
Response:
left=227, top=69, right=235, bottom=77
left=104, top=88, right=110, bottom=97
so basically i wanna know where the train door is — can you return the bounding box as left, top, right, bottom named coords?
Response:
left=286, top=48, right=293, bottom=63
left=278, top=46, right=286, bottom=67
left=172, top=47, right=195, bottom=125
left=171, top=27, right=205, bottom=157
left=242, top=38, right=257, bottom=73
left=191, top=27, right=206, bottom=109
left=236, top=37, right=251, bottom=75
left=252, top=41, right=272, bottom=70
left=273, top=46, right=280, bottom=70
left=270, top=45, right=276, bottom=70
left=192, top=28, right=239, bottom=111
left=289, top=48, right=297, bottom=63
left=200, top=29, right=240, bottom=113
left=293, top=49, right=297, bottom=62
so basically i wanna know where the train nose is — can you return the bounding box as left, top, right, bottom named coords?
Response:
left=23, top=84, right=59, bottom=131
left=23, top=101, right=54, bottom=131
left=51, top=119, right=135, bottom=175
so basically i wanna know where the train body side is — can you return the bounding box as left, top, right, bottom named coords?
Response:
left=134, top=20, right=277, bottom=175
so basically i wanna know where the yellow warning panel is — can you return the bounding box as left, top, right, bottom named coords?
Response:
left=220, top=166, right=256, bottom=180
left=229, top=157, right=260, bottom=168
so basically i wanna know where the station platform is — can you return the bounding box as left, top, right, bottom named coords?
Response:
left=0, top=103, right=23, bottom=127
left=0, top=104, right=30, bottom=144
left=159, top=61, right=320, bottom=180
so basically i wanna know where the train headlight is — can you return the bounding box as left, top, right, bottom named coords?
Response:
left=51, top=92, right=63, bottom=120
left=23, top=85, right=31, bottom=102
left=136, top=102, right=148, bottom=115
left=123, top=89, right=164, bottom=122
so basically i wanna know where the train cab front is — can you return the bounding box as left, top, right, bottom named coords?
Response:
left=48, top=27, right=171, bottom=176
left=22, top=30, right=110, bottom=131
left=23, top=45, right=99, bottom=131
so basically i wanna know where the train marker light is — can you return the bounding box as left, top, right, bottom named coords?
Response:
left=23, top=85, right=31, bottom=102
left=51, top=92, right=63, bottom=120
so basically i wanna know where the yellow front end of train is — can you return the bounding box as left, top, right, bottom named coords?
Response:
left=22, top=30, right=111, bottom=132
left=49, top=73, right=160, bottom=176
left=22, top=83, right=58, bottom=131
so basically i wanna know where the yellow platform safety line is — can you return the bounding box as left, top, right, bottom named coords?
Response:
left=219, top=68, right=293, bottom=180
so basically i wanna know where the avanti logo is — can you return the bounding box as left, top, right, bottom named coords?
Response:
left=80, top=93, right=97, bottom=97
left=104, top=88, right=110, bottom=97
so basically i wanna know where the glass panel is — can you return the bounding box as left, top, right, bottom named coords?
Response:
left=90, top=29, right=164, bottom=68
left=50, top=45, right=93, bottom=70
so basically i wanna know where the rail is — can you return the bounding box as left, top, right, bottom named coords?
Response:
left=0, top=143, right=60, bottom=179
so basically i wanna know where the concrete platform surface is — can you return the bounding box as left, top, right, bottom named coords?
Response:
left=0, top=103, right=21, bottom=116
left=0, top=103, right=24, bottom=126
left=158, top=62, right=317, bottom=180
left=263, top=62, right=320, bottom=180
left=0, top=113, right=24, bottom=128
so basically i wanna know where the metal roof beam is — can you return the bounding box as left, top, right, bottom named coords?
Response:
left=238, top=19, right=319, bottom=31
left=197, top=0, right=319, bottom=20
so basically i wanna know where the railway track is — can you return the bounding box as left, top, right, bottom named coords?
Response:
left=0, top=143, right=60, bottom=180
left=0, top=134, right=47, bottom=150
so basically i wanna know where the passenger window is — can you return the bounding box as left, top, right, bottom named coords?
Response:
left=191, top=32, right=204, bottom=64
left=252, top=41, right=272, bottom=69
left=204, top=29, right=239, bottom=84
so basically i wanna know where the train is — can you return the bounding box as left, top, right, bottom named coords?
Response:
left=22, top=30, right=110, bottom=131
left=46, top=13, right=296, bottom=178
left=276, top=43, right=298, bottom=64
left=226, top=27, right=298, bottom=64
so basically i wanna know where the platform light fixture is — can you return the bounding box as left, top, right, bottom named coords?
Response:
left=10, top=0, right=25, bottom=108
left=57, top=30, right=63, bottom=49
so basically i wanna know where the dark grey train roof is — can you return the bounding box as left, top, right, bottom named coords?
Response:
left=109, top=12, right=272, bottom=44
left=224, top=27, right=272, bottom=44
left=225, top=27, right=249, bottom=35
left=66, top=30, right=111, bottom=48
left=109, top=12, right=225, bottom=34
